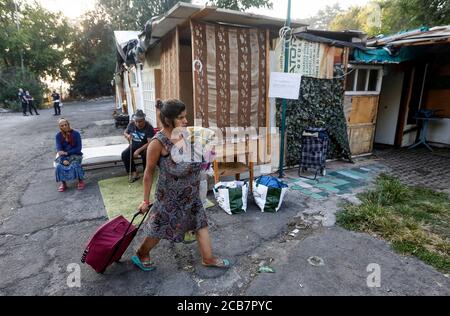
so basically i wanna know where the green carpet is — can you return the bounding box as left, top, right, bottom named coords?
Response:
left=98, top=174, right=157, bottom=221
left=98, top=173, right=215, bottom=221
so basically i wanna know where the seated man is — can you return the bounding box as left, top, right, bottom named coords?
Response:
left=121, top=110, right=155, bottom=182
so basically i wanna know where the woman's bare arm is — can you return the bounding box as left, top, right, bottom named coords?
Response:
left=138, top=139, right=163, bottom=213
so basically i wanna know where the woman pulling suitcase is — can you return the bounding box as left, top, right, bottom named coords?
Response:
left=133, top=99, right=230, bottom=271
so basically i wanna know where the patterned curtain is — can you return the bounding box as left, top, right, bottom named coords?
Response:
left=191, top=21, right=267, bottom=135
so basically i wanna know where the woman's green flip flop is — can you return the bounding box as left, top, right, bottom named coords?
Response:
left=131, top=255, right=156, bottom=271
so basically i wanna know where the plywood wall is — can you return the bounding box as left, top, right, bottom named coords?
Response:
left=346, top=95, right=380, bottom=155
left=179, top=44, right=194, bottom=125
left=160, top=29, right=179, bottom=100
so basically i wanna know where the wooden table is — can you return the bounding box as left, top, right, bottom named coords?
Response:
left=212, top=141, right=255, bottom=192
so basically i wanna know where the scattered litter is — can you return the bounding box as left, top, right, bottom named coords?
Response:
left=307, top=256, right=325, bottom=267
left=299, top=283, right=303, bottom=288
left=183, top=265, right=194, bottom=272
left=192, top=276, right=204, bottom=286
left=289, top=228, right=300, bottom=237
left=386, top=289, right=392, bottom=293
left=258, top=266, right=276, bottom=273
left=444, top=274, right=449, bottom=278
left=183, top=231, right=196, bottom=244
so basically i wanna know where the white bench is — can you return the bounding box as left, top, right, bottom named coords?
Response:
left=53, top=143, right=143, bottom=170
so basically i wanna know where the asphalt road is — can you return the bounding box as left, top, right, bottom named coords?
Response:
left=0, top=99, right=448, bottom=296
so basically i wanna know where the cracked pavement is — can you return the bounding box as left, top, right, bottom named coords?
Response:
left=0, top=99, right=448, bottom=296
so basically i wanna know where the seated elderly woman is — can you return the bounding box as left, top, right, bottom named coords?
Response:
left=55, top=118, right=85, bottom=192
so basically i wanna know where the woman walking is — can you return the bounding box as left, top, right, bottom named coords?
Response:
left=133, top=99, right=229, bottom=271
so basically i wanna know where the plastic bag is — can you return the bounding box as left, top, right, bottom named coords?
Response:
left=252, top=176, right=288, bottom=213
left=213, top=181, right=248, bottom=215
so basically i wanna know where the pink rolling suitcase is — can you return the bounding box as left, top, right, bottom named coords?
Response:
left=81, top=210, right=149, bottom=273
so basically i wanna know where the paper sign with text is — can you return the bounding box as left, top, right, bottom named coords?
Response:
left=268, top=72, right=302, bottom=100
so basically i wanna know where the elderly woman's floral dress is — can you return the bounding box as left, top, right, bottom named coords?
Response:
left=144, top=131, right=208, bottom=242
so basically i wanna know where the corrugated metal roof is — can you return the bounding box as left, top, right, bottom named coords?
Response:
left=293, top=32, right=367, bottom=49
left=150, top=2, right=307, bottom=39
left=367, top=26, right=450, bottom=47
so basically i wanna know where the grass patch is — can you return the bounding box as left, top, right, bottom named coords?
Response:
left=337, top=174, right=450, bottom=273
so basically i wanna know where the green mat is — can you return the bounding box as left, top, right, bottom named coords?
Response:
left=98, top=173, right=215, bottom=221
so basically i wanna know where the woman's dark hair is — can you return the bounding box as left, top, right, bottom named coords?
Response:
left=156, top=99, right=186, bottom=128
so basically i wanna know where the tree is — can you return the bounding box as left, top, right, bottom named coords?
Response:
left=97, top=0, right=192, bottom=30
left=329, top=6, right=365, bottom=32
left=303, top=3, right=343, bottom=30
left=68, top=9, right=116, bottom=97
left=1, top=0, right=73, bottom=108
left=206, top=0, right=272, bottom=11
left=0, top=66, right=45, bottom=110
left=380, top=0, right=450, bottom=35
left=0, top=0, right=73, bottom=80
left=329, top=0, right=450, bottom=36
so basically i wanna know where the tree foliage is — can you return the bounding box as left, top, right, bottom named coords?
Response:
left=0, top=0, right=73, bottom=80
left=206, top=0, right=272, bottom=11
left=380, top=0, right=450, bottom=35
left=303, top=3, right=343, bottom=30
left=97, top=0, right=192, bottom=30
left=0, top=0, right=73, bottom=107
left=0, top=66, right=45, bottom=110
left=68, top=9, right=116, bottom=97
left=328, top=0, right=450, bottom=36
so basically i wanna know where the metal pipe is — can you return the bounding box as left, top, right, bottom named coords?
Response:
left=278, top=0, right=291, bottom=178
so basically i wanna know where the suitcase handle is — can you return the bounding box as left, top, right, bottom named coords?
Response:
left=101, top=205, right=152, bottom=273
left=121, top=206, right=152, bottom=242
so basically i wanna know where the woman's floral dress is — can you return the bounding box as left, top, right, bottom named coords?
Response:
left=143, top=131, right=208, bottom=242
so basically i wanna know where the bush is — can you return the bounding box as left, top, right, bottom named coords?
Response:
left=0, top=67, right=45, bottom=111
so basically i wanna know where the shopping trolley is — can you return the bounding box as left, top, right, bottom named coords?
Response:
left=298, top=127, right=329, bottom=180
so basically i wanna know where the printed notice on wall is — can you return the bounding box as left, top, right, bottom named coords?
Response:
left=268, top=72, right=302, bottom=100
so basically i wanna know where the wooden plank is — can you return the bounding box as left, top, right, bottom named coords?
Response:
left=348, top=123, right=376, bottom=155
left=425, top=89, right=450, bottom=117
left=154, top=69, right=162, bottom=100
left=265, top=28, right=271, bottom=163
left=334, top=47, right=343, bottom=64
left=347, top=95, right=379, bottom=124
left=249, top=161, right=254, bottom=193
left=175, top=26, right=180, bottom=99
left=127, top=72, right=137, bottom=113
left=154, top=69, right=162, bottom=128
left=160, top=29, right=180, bottom=100
left=213, top=160, right=219, bottom=183
left=179, top=43, right=194, bottom=125
left=180, top=71, right=194, bottom=125
left=437, top=63, right=450, bottom=76
left=179, top=7, right=217, bottom=29
left=342, top=47, right=350, bottom=89
left=327, top=46, right=335, bottom=78
left=395, top=68, right=415, bottom=147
